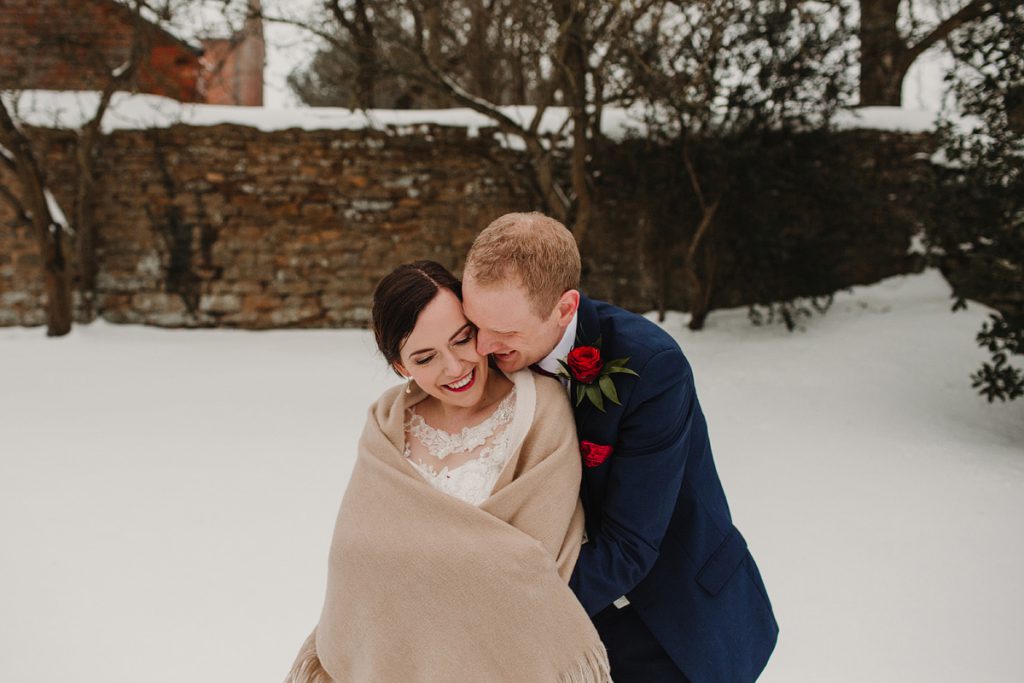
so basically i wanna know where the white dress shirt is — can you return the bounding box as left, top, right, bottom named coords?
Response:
left=536, top=310, right=578, bottom=384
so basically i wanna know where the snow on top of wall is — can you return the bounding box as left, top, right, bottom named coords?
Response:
left=8, top=90, right=943, bottom=140
left=833, top=107, right=939, bottom=133
left=5, top=90, right=646, bottom=145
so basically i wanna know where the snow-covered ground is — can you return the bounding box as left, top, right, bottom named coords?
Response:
left=1, top=269, right=1021, bottom=682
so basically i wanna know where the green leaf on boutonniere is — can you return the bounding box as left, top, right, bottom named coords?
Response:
left=603, top=355, right=638, bottom=376
left=599, top=374, right=621, bottom=405
left=564, top=343, right=639, bottom=412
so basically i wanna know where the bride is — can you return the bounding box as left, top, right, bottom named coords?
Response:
left=285, top=261, right=610, bottom=682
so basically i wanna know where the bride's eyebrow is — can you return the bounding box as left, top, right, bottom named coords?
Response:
left=408, top=323, right=473, bottom=357
left=449, top=322, right=473, bottom=340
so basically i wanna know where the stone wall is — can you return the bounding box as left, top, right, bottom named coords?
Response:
left=1, top=121, right=935, bottom=329
left=1, top=123, right=532, bottom=328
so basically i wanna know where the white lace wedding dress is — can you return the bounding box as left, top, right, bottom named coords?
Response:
left=404, top=388, right=517, bottom=506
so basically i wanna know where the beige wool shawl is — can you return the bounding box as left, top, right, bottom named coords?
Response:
left=286, top=369, right=611, bottom=683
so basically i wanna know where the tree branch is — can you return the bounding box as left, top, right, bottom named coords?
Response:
left=258, top=11, right=351, bottom=53
left=0, top=141, right=16, bottom=174
left=0, top=96, right=60, bottom=245
left=682, top=142, right=707, bottom=214
left=327, top=0, right=357, bottom=34
left=0, top=184, right=29, bottom=225
left=906, top=0, right=1013, bottom=64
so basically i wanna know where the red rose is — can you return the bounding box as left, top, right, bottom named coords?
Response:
left=580, top=440, right=613, bottom=468
left=567, top=345, right=603, bottom=384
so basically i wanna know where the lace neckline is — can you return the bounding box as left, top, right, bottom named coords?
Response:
left=405, top=388, right=516, bottom=460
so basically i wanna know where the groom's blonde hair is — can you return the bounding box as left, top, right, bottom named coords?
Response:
left=465, top=212, right=581, bottom=318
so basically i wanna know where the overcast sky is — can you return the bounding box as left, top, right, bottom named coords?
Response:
left=261, top=1, right=321, bottom=108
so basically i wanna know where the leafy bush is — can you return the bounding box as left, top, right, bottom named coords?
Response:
left=929, top=5, right=1024, bottom=402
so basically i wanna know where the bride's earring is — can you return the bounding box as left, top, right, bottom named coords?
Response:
left=405, top=377, right=414, bottom=394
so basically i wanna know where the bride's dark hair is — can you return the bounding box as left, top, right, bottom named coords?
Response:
left=371, top=260, right=463, bottom=374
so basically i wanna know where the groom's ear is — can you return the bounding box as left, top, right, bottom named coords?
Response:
left=554, top=289, right=580, bottom=326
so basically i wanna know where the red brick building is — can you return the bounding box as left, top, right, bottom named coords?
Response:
left=0, top=0, right=264, bottom=106
left=199, top=8, right=265, bottom=107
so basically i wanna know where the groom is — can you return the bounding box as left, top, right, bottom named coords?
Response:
left=462, top=213, right=779, bottom=682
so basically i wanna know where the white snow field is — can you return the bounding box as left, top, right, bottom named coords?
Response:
left=1, top=269, right=1021, bottom=682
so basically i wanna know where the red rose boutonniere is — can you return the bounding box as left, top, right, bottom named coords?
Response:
left=580, top=440, right=614, bottom=468
left=558, top=338, right=639, bottom=412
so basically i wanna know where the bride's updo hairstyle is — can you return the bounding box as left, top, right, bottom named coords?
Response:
left=371, top=260, right=463, bottom=375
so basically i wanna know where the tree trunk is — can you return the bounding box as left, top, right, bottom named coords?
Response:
left=353, top=38, right=377, bottom=108
left=679, top=141, right=720, bottom=331
left=688, top=234, right=718, bottom=331
left=39, top=223, right=74, bottom=336
left=466, top=0, right=496, bottom=103
left=422, top=5, right=445, bottom=108
left=327, top=0, right=377, bottom=108
left=683, top=202, right=718, bottom=332
left=0, top=102, right=73, bottom=336
left=1007, top=85, right=1024, bottom=135
left=74, top=130, right=98, bottom=319
left=351, top=0, right=377, bottom=109
left=858, top=0, right=1000, bottom=106
left=522, top=136, right=570, bottom=225
left=858, top=0, right=909, bottom=106
left=553, top=0, right=593, bottom=249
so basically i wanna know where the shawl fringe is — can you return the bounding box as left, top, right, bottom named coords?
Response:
left=558, top=643, right=613, bottom=683
left=283, top=630, right=333, bottom=683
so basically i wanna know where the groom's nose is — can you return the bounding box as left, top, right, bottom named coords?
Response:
left=476, top=330, right=500, bottom=356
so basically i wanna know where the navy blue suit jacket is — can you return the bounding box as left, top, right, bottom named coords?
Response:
left=567, top=295, right=779, bottom=683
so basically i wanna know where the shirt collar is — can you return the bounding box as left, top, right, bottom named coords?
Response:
left=536, top=310, right=578, bottom=376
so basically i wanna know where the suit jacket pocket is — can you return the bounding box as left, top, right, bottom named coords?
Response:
left=696, top=526, right=748, bottom=596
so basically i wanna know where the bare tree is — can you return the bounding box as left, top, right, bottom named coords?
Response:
left=75, top=5, right=154, bottom=319
left=0, top=101, right=75, bottom=335
left=858, top=0, right=1020, bottom=106
left=625, top=0, right=855, bottom=328
left=276, top=0, right=383, bottom=108
left=282, top=1, right=662, bottom=250
left=0, top=0, right=251, bottom=335
left=391, top=0, right=670, bottom=250
left=329, top=0, right=379, bottom=108
left=0, top=0, right=155, bottom=334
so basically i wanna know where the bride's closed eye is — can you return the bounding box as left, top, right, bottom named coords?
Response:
left=413, top=329, right=476, bottom=365
left=453, top=329, right=476, bottom=346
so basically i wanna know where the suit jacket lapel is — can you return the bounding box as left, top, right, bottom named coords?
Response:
left=572, top=293, right=602, bottom=434
left=572, top=294, right=601, bottom=517
left=575, top=293, right=600, bottom=348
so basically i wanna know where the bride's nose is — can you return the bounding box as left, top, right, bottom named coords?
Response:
left=441, top=351, right=463, bottom=377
